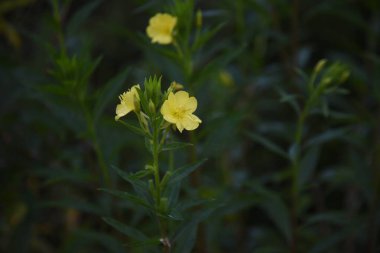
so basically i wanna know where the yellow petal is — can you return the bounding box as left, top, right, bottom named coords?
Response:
left=115, top=103, right=132, bottom=120
left=176, top=121, right=184, bottom=133
left=174, top=91, right=190, bottom=108
left=189, top=114, right=202, bottom=123
left=184, top=96, right=197, bottom=113
left=182, top=114, right=200, bottom=130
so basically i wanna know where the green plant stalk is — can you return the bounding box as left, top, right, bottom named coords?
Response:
left=50, top=0, right=110, bottom=187
left=80, top=99, right=111, bottom=187
left=50, top=0, right=66, bottom=56
left=151, top=117, right=170, bottom=253
left=291, top=80, right=322, bottom=252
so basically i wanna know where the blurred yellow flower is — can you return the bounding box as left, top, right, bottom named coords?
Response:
left=161, top=91, right=201, bottom=132
left=115, top=85, right=140, bottom=120
left=146, top=13, right=177, bottom=45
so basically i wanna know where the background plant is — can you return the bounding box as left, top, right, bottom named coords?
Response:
left=1, top=0, right=379, bottom=253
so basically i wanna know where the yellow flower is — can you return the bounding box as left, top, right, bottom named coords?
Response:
left=161, top=91, right=202, bottom=132
left=115, top=85, right=140, bottom=120
left=146, top=13, right=177, bottom=45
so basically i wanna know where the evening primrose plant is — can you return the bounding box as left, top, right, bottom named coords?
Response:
left=103, top=76, right=205, bottom=252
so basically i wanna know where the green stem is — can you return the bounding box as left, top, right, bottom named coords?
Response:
left=79, top=98, right=110, bottom=187
left=151, top=117, right=170, bottom=253
left=291, top=86, right=316, bottom=252
left=51, top=0, right=66, bottom=56
left=152, top=118, right=161, bottom=206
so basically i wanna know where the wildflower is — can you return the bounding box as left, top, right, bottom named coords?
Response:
left=146, top=13, right=177, bottom=45
left=115, top=85, right=140, bottom=120
left=161, top=91, right=202, bottom=132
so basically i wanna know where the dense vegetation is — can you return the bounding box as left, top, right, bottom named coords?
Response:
left=1, top=0, right=379, bottom=252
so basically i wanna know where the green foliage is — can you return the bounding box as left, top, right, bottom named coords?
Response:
left=1, top=0, right=380, bottom=252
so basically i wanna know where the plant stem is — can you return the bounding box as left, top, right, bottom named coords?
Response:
left=81, top=99, right=111, bottom=187
left=291, top=89, right=313, bottom=253
left=151, top=117, right=171, bottom=253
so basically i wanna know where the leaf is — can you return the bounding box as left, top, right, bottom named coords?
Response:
left=161, top=141, right=193, bottom=151
left=247, top=132, right=289, bottom=159
left=252, top=185, right=292, bottom=243
left=117, top=120, right=146, bottom=136
left=102, top=217, right=148, bottom=240
left=93, top=67, right=130, bottom=122
left=99, top=188, right=152, bottom=210
left=172, top=206, right=219, bottom=253
left=276, top=87, right=301, bottom=115
left=169, top=159, right=207, bottom=184
left=304, top=211, right=347, bottom=226
left=299, top=146, right=320, bottom=188
left=305, top=127, right=350, bottom=147
left=67, top=0, right=103, bottom=35
left=66, top=229, right=125, bottom=253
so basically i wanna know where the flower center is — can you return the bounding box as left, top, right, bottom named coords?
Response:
left=173, top=107, right=187, bottom=119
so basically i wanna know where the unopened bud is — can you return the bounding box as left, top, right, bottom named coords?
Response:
left=340, top=70, right=350, bottom=83
left=196, top=9, right=202, bottom=28
left=314, top=59, right=327, bottom=74
left=148, top=99, right=156, bottom=114
left=170, top=81, right=184, bottom=91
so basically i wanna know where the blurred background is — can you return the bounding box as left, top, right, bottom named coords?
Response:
left=1, top=0, right=380, bottom=252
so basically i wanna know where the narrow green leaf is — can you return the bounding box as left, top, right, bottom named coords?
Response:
left=172, top=208, right=217, bottom=253
left=117, top=120, right=146, bottom=136
left=67, top=0, right=103, bottom=35
left=68, top=229, right=125, bottom=253
left=305, top=127, right=350, bottom=147
left=112, top=166, right=151, bottom=201
left=162, top=141, right=193, bottom=151
left=102, top=217, right=147, bottom=240
left=94, top=67, right=130, bottom=122
left=252, top=185, right=292, bottom=243
left=305, top=211, right=347, bottom=226
left=170, top=159, right=207, bottom=184
left=99, top=188, right=152, bottom=210
left=299, top=146, right=320, bottom=188
left=247, top=132, right=289, bottom=159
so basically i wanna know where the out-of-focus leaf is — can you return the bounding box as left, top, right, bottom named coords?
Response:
left=305, top=127, right=351, bottom=147
left=304, top=211, right=347, bottom=226
left=247, top=132, right=289, bottom=160
left=99, top=188, right=152, bottom=210
left=102, top=217, right=148, bottom=240
left=252, top=185, right=292, bottom=243
left=161, top=141, right=193, bottom=151
left=93, top=67, right=130, bottom=122
left=112, top=166, right=151, bottom=202
left=172, top=206, right=220, bottom=253
left=117, top=120, right=146, bottom=136
left=299, top=146, right=320, bottom=188
left=64, top=228, right=125, bottom=253
left=67, top=0, right=103, bottom=35
left=169, top=159, right=207, bottom=184
left=277, top=87, right=301, bottom=114
left=192, top=22, right=226, bottom=51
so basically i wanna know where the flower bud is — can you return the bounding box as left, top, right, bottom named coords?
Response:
left=148, top=99, right=156, bottom=115
left=314, top=59, right=327, bottom=73
left=196, top=9, right=202, bottom=28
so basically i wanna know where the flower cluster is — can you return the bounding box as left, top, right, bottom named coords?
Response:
left=115, top=79, right=201, bottom=133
